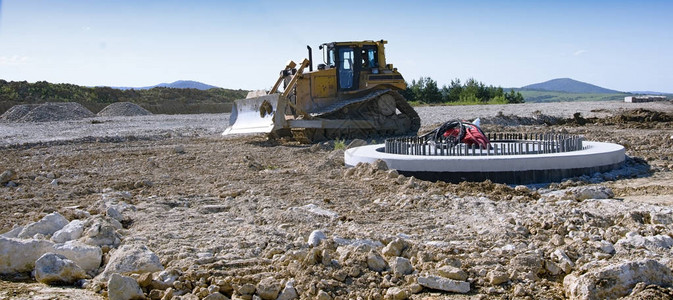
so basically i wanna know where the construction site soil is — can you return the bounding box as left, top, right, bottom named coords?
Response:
left=1, top=100, right=673, bottom=299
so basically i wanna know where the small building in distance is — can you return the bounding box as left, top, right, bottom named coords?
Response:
left=625, top=95, right=668, bottom=103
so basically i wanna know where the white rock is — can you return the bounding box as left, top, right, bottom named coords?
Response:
left=51, top=220, right=85, bottom=243
left=367, top=251, right=388, bottom=272
left=106, top=206, right=124, bottom=222
left=615, top=232, right=673, bottom=253
left=34, top=253, right=87, bottom=285
left=52, top=241, right=103, bottom=272
left=0, top=237, right=101, bottom=274
left=391, top=257, right=414, bottom=275
left=256, top=277, right=281, bottom=300
left=0, top=237, right=53, bottom=273
left=156, top=269, right=180, bottom=286
left=564, top=259, right=673, bottom=299
left=552, top=249, right=574, bottom=269
left=308, top=230, right=327, bottom=247
left=17, top=212, right=69, bottom=238
left=597, top=240, right=615, bottom=254
left=650, top=211, right=673, bottom=225
left=382, top=238, right=408, bottom=257
left=0, top=226, right=24, bottom=238
left=545, top=260, right=563, bottom=276
left=108, top=273, right=144, bottom=300
left=417, top=275, right=470, bottom=293
left=203, top=292, right=228, bottom=300
left=385, top=287, right=408, bottom=300
left=438, top=266, right=468, bottom=281
left=81, top=217, right=120, bottom=247
left=570, top=186, right=614, bottom=200
left=97, top=244, right=164, bottom=281
left=276, top=280, right=299, bottom=300
left=487, top=270, right=509, bottom=285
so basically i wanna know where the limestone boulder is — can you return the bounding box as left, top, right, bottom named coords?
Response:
left=385, top=287, right=408, bottom=300
left=417, top=275, right=470, bottom=293
left=106, top=206, right=124, bottom=222
left=203, top=292, right=228, bottom=300
left=276, top=280, right=299, bottom=300
left=34, top=253, right=88, bottom=285
left=391, top=257, right=414, bottom=275
left=437, top=266, right=468, bottom=281
left=615, top=232, right=673, bottom=253
left=564, top=259, right=673, bottom=300
left=367, top=250, right=388, bottom=272
left=51, top=219, right=85, bottom=243
left=17, top=212, right=69, bottom=239
left=382, top=238, right=409, bottom=257
left=97, top=244, right=163, bottom=281
left=0, top=237, right=101, bottom=274
left=108, top=273, right=144, bottom=300
left=256, top=277, right=281, bottom=300
left=0, top=237, right=53, bottom=273
left=52, top=241, right=103, bottom=272
left=570, top=185, right=614, bottom=200
left=81, top=217, right=121, bottom=247
left=307, top=230, right=327, bottom=247
left=0, top=226, right=23, bottom=238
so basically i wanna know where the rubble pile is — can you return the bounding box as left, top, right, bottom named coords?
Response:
left=0, top=102, right=94, bottom=122
left=97, top=102, right=152, bottom=117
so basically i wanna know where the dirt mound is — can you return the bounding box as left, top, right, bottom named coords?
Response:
left=591, top=109, right=673, bottom=129
left=612, top=109, right=673, bottom=123
left=0, top=104, right=41, bottom=122
left=97, top=102, right=152, bottom=117
left=481, top=111, right=562, bottom=126
left=0, top=102, right=94, bottom=122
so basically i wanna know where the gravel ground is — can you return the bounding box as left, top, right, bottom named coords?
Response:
left=1, top=100, right=671, bottom=147
left=1, top=100, right=673, bottom=300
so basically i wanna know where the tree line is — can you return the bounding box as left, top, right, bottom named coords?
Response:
left=400, top=77, right=524, bottom=104
left=0, top=80, right=248, bottom=114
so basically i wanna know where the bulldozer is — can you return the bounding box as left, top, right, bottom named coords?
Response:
left=223, top=40, right=420, bottom=143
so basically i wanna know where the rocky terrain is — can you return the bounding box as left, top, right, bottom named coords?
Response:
left=1, top=100, right=673, bottom=300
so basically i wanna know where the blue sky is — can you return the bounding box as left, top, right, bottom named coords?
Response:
left=0, top=0, right=671, bottom=92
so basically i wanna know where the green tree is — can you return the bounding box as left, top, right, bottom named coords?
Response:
left=444, top=78, right=462, bottom=102
left=505, top=89, right=525, bottom=103
left=421, top=77, right=443, bottom=103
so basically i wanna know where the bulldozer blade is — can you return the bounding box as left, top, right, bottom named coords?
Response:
left=222, top=94, right=281, bottom=136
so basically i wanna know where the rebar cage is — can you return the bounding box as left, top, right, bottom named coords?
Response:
left=384, top=133, right=585, bottom=156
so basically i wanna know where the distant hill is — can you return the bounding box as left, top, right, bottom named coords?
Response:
left=153, top=80, right=219, bottom=90
left=517, top=90, right=627, bottom=103
left=110, top=80, right=220, bottom=90
left=522, top=78, right=621, bottom=94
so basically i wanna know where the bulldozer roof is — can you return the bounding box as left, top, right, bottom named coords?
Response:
left=321, top=40, right=387, bottom=48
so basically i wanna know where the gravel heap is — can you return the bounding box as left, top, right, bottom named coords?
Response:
left=97, top=102, right=152, bottom=117
left=0, top=102, right=94, bottom=122
left=0, top=104, right=41, bottom=122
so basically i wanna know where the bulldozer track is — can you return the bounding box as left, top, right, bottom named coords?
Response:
left=289, top=90, right=420, bottom=143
